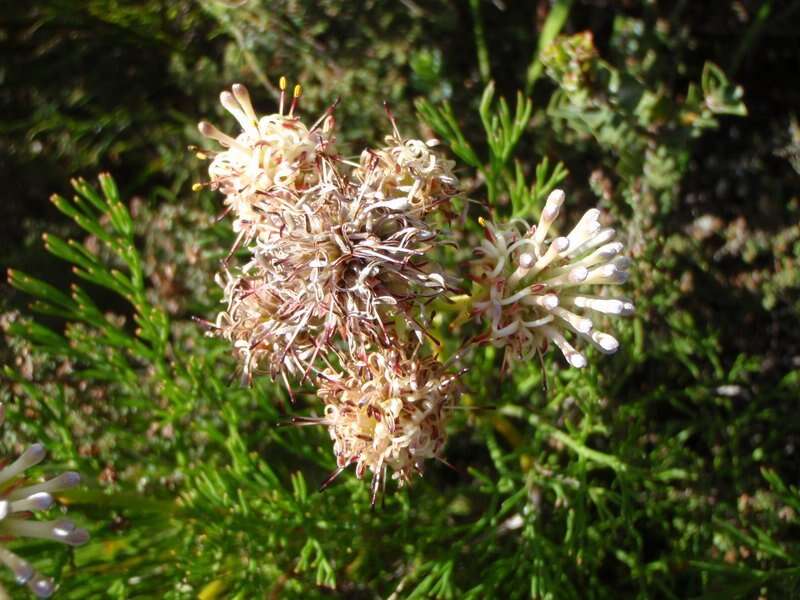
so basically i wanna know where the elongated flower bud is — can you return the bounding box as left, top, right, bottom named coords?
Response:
left=0, top=405, right=89, bottom=598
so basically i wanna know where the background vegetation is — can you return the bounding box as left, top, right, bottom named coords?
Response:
left=1, top=1, right=799, bottom=598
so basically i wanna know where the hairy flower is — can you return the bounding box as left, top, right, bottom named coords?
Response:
left=470, top=189, right=633, bottom=370
left=309, top=348, right=457, bottom=504
left=353, top=116, right=458, bottom=217
left=210, top=176, right=452, bottom=382
left=197, top=80, right=334, bottom=237
left=199, top=80, right=459, bottom=383
left=0, top=405, right=88, bottom=598
left=211, top=268, right=317, bottom=384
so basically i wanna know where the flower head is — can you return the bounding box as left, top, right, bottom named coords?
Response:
left=197, top=81, right=334, bottom=235
left=199, top=81, right=459, bottom=383
left=211, top=269, right=313, bottom=383
left=470, top=189, right=633, bottom=370
left=0, top=405, right=88, bottom=598
left=209, top=168, right=452, bottom=383
left=353, top=113, right=458, bottom=217
left=311, top=348, right=457, bottom=504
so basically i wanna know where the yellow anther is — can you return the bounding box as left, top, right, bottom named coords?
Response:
left=279, top=76, right=287, bottom=91
left=293, top=84, right=302, bottom=98
left=478, top=216, right=487, bottom=227
left=192, top=183, right=203, bottom=192
left=196, top=152, right=207, bottom=160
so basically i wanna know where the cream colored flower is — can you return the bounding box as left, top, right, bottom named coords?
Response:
left=470, top=189, right=633, bottom=370
left=197, top=80, right=333, bottom=236
left=311, top=348, right=456, bottom=504
left=258, top=181, right=447, bottom=340
left=209, top=171, right=452, bottom=382
left=0, top=405, right=88, bottom=598
left=211, top=268, right=316, bottom=384
left=353, top=117, right=458, bottom=217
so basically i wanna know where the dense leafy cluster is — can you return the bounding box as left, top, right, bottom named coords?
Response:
left=2, top=2, right=799, bottom=599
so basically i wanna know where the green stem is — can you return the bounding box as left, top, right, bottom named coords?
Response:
left=468, top=0, right=491, bottom=84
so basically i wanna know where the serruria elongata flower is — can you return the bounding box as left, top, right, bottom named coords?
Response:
left=208, top=165, right=453, bottom=384
left=248, top=177, right=451, bottom=355
left=470, top=189, right=633, bottom=370
left=196, top=79, right=335, bottom=239
left=353, top=108, right=458, bottom=217
left=303, top=348, right=457, bottom=504
left=0, top=405, right=88, bottom=598
left=211, top=267, right=318, bottom=385
left=198, top=79, right=459, bottom=384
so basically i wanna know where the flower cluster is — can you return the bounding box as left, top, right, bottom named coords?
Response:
left=469, top=189, right=633, bottom=370
left=0, top=405, right=88, bottom=598
left=198, top=80, right=459, bottom=494
left=199, top=81, right=457, bottom=383
left=199, top=80, right=635, bottom=499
